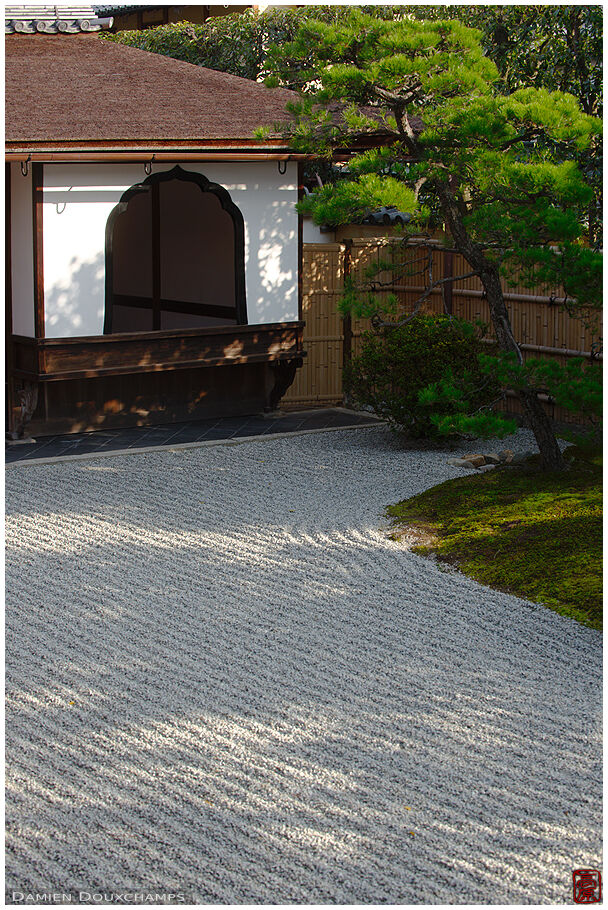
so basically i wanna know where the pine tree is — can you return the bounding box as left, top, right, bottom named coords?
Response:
left=261, top=12, right=602, bottom=470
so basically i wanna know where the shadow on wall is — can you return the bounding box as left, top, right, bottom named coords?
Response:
left=43, top=179, right=299, bottom=335
left=254, top=194, right=297, bottom=324
left=45, top=251, right=105, bottom=337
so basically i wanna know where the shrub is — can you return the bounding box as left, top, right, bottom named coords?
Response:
left=344, top=315, right=506, bottom=439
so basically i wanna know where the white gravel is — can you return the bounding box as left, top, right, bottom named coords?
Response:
left=5, top=426, right=602, bottom=904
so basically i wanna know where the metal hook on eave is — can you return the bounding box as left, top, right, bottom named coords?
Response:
left=278, top=159, right=288, bottom=175
left=20, top=155, right=31, bottom=177
left=144, top=154, right=156, bottom=176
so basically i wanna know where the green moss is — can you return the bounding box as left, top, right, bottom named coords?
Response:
left=387, top=446, right=602, bottom=629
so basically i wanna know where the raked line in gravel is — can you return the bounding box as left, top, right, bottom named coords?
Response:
left=5, top=426, right=601, bottom=904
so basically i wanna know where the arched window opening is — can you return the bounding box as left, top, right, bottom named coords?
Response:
left=105, top=166, right=247, bottom=334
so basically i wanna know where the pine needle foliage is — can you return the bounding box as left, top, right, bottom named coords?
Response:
left=344, top=315, right=507, bottom=440
left=106, top=6, right=601, bottom=242
left=264, top=11, right=602, bottom=469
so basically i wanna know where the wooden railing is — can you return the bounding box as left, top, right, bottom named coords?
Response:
left=12, top=322, right=305, bottom=382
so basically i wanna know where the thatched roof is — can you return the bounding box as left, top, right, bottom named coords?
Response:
left=5, top=34, right=297, bottom=150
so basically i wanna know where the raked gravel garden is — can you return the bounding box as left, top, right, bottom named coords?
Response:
left=5, top=425, right=602, bottom=904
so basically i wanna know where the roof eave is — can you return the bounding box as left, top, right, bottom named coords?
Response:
left=6, top=137, right=294, bottom=149
left=5, top=142, right=311, bottom=163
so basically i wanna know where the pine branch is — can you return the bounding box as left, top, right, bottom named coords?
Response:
left=499, top=129, right=542, bottom=151
left=371, top=270, right=480, bottom=329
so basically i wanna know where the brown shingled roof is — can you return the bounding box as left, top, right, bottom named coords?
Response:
left=5, top=34, right=297, bottom=149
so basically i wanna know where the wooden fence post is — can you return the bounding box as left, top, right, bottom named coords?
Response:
left=342, top=240, right=353, bottom=378
left=442, top=248, right=453, bottom=315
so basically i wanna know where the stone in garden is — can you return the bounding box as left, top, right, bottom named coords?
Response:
left=447, top=458, right=477, bottom=468
left=484, top=453, right=501, bottom=465
left=464, top=454, right=486, bottom=467
left=498, top=449, right=514, bottom=462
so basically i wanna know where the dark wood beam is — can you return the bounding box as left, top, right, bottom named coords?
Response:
left=32, top=162, right=45, bottom=338
left=6, top=163, right=15, bottom=434
left=11, top=321, right=306, bottom=382
left=6, top=150, right=309, bottom=161
left=113, top=294, right=239, bottom=322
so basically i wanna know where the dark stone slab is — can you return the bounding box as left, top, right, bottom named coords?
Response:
left=6, top=409, right=382, bottom=464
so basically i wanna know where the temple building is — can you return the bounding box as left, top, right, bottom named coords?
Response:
left=6, top=4, right=305, bottom=436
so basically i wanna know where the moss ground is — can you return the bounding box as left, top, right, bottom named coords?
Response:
left=387, top=444, right=602, bottom=630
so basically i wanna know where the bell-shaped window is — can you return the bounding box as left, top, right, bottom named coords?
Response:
left=105, top=166, right=247, bottom=333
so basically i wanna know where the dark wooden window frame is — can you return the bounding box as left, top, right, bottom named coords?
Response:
left=104, top=164, right=247, bottom=334
left=32, top=162, right=45, bottom=339
left=6, top=162, right=14, bottom=433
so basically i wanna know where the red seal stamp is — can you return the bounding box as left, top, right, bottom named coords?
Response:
left=573, top=869, right=602, bottom=904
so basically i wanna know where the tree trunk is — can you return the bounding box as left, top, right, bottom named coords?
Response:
left=438, top=186, right=567, bottom=470
left=517, top=387, right=567, bottom=471
left=479, top=265, right=568, bottom=472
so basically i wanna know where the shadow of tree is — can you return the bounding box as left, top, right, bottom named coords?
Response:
left=5, top=432, right=602, bottom=903
left=45, top=252, right=105, bottom=338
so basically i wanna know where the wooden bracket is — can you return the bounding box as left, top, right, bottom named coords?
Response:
left=267, top=357, right=303, bottom=411
left=8, top=380, right=39, bottom=439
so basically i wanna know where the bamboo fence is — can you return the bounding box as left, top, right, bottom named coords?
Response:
left=283, top=239, right=602, bottom=425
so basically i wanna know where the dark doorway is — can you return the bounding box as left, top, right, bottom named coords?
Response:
left=104, top=166, right=247, bottom=334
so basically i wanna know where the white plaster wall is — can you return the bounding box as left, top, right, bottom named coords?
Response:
left=10, top=164, right=35, bottom=337
left=42, top=162, right=299, bottom=337
left=302, top=217, right=335, bottom=244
